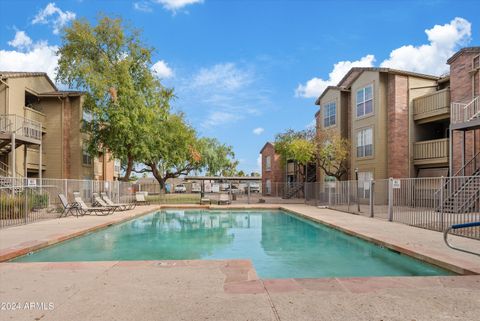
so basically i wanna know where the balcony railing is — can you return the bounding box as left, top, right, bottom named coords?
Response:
left=24, top=107, right=46, bottom=132
left=0, top=114, right=42, bottom=141
left=413, top=89, right=450, bottom=121
left=413, top=138, right=449, bottom=164
left=451, top=96, right=480, bottom=125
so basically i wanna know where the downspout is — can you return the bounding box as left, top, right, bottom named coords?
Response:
left=0, top=78, right=9, bottom=114
left=58, top=96, right=65, bottom=178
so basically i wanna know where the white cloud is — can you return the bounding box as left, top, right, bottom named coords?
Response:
left=380, top=17, right=471, bottom=75
left=202, top=111, right=242, bottom=128
left=32, top=2, right=76, bottom=34
left=295, top=18, right=472, bottom=99
left=0, top=41, right=59, bottom=80
left=176, top=62, right=270, bottom=129
left=295, top=55, right=375, bottom=98
left=152, top=60, right=174, bottom=78
left=252, top=127, right=264, bottom=135
left=192, top=63, right=253, bottom=91
left=7, top=31, right=33, bottom=50
left=154, top=0, right=203, bottom=12
left=257, top=154, right=262, bottom=171
left=133, top=2, right=153, bottom=12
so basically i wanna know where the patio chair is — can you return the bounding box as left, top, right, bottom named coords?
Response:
left=58, top=194, right=79, bottom=217
left=92, top=193, right=121, bottom=212
left=73, top=192, right=115, bottom=216
left=218, top=193, right=231, bottom=205
left=135, top=192, right=150, bottom=205
left=100, top=192, right=136, bottom=211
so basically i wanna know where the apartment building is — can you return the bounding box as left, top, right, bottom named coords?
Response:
left=0, top=72, right=120, bottom=180
left=314, top=47, right=480, bottom=189
left=260, top=142, right=282, bottom=195
left=315, top=67, right=450, bottom=193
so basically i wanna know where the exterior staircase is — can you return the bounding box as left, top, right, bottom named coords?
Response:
left=452, top=96, right=480, bottom=124
left=437, top=151, right=480, bottom=213
left=283, top=170, right=316, bottom=199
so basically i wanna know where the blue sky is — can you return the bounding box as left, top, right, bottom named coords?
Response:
left=0, top=0, right=479, bottom=173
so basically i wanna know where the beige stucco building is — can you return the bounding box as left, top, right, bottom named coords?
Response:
left=0, top=71, right=120, bottom=180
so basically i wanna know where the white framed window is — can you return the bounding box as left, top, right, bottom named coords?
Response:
left=356, top=85, right=373, bottom=117
left=358, top=171, right=373, bottom=199
left=265, top=179, right=271, bottom=194
left=357, top=128, right=373, bottom=158
left=265, top=155, right=271, bottom=171
left=323, top=102, right=336, bottom=127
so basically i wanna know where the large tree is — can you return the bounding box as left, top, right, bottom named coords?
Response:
left=274, top=129, right=316, bottom=180
left=139, top=114, right=237, bottom=191
left=315, top=130, right=350, bottom=180
left=56, top=16, right=171, bottom=181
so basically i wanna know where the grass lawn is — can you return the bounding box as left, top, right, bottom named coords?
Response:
left=146, top=193, right=201, bottom=204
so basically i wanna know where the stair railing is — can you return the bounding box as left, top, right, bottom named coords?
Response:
left=434, top=151, right=480, bottom=212
left=464, top=96, right=480, bottom=122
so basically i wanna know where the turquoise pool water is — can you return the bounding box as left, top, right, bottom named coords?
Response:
left=14, top=210, right=453, bottom=278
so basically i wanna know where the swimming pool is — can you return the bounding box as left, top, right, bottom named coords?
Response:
left=13, top=209, right=453, bottom=278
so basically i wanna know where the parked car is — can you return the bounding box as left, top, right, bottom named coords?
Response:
left=174, top=184, right=187, bottom=193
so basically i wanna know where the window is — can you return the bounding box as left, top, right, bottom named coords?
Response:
left=265, top=156, right=271, bottom=171
left=356, top=85, right=373, bottom=117
left=356, top=128, right=373, bottom=158
left=82, top=145, right=92, bottom=166
left=357, top=171, right=373, bottom=199
left=323, top=102, right=336, bottom=127
left=265, top=179, right=271, bottom=195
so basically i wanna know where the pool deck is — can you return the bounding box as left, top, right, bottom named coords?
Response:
left=1, top=204, right=479, bottom=320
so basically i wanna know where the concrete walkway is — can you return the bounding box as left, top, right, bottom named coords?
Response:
left=1, top=260, right=479, bottom=321
left=1, top=204, right=480, bottom=320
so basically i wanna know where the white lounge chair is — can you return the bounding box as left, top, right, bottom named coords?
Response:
left=135, top=192, right=150, bottom=205
left=73, top=192, right=115, bottom=215
left=101, top=192, right=135, bottom=210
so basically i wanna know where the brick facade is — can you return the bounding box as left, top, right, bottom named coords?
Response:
left=387, top=74, right=410, bottom=178
left=260, top=142, right=283, bottom=196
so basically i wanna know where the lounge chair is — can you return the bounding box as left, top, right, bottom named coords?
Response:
left=73, top=192, right=115, bottom=216
left=218, top=194, right=231, bottom=205
left=58, top=194, right=79, bottom=217
left=101, top=192, right=136, bottom=211
left=93, top=193, right=121, bottom=211
left=200, top=197, right=211, bottom=205
left=135, top=192, right=150, bottom=205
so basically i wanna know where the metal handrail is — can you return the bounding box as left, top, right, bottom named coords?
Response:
left=444, top=222, right=480, bottom=256
left=0, top=114, right=42, bottom=140
left=434, top=151, right=480, bottom=205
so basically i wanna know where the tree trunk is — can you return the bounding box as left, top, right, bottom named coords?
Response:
left=149, top=162, right=167, bottom=193
left=121, top=155, right=134, bottom=182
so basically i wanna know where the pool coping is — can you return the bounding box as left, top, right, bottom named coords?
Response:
left=1, top=204, right=478, bottom=277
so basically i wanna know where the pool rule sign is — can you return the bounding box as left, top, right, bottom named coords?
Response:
left=392, top=179, right=401, bottom=189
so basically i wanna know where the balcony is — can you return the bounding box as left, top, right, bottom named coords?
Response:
left=0, top=114, right=42, bottom=143
left=413, top=89, right=450, bottom=124
left=413, top=138, right=449, bottom=165
left=24, top=107, right=46, bottom=133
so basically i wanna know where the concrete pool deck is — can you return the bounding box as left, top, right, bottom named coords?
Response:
left=1, top=204, right=479, bottom=320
